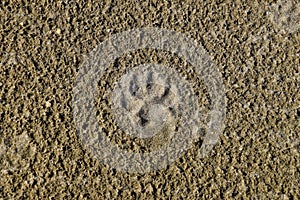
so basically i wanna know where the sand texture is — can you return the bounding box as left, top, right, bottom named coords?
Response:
left=0, top=0, right=299, bottom=199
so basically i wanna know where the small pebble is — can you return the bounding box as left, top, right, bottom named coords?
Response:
left=56, top=28, right=61, bottom=34
left=46, top=101, right=51, bottom=107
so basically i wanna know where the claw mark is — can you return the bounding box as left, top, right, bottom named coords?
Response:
left=120, top=93, right=127, bottom=110
left=146, top=71, right=154, bottom=91
left=129, top=74, right=139, bottom=96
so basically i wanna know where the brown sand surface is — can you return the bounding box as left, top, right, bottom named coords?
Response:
left=0, top=0, right=299, bottom=199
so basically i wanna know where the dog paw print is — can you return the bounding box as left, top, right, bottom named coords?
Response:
left=112, top=65, right=180, bottom=138
left=268, top=0, right=300, bottom=33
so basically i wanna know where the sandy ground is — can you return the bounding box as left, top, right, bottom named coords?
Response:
left=0, top=0, right=299, bottom=199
